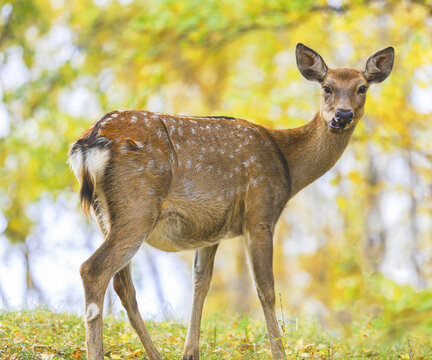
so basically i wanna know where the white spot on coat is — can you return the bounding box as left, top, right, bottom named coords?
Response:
left=184, top=179, right=195, bottom=194
left=251, top=177, right=263, bottom=186
left=120, top=144, right=128, bottom=154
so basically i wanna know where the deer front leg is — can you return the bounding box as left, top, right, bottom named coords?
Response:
left=113, top=263, right=162, bottom=360
left=182, top=244, right=219, bottom=360
left=246, top=224, right=286, bottom=359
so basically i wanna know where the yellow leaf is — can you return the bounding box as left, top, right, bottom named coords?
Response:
left=70, top=348, right=83, bottom=359
left=133, top=349, right=144, bottom=356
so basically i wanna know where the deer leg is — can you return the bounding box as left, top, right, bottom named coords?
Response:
left=182, top=244, right=219, bottom=360
left=246, top=224, right=285, bottom=359
left=113, top=263, right=161, bottom=359
left=80, top=228, right=151, bottom=360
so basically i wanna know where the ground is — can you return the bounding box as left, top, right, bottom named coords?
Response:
left=0, top=310, right=430, bottom=359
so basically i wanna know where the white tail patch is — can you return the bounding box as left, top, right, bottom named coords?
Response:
left=85, top=303, right=99, bottom=322
left=85, top=148, right=110, bottom=187
left=69, top=148, right=84, bottom=183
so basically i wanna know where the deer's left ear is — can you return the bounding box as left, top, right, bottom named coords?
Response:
left=363, top=47, right=394, bottom=83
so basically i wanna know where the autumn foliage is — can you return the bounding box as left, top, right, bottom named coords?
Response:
left=1, top=0, right=432, bottom=357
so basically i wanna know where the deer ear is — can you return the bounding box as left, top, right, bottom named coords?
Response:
left=363, top=47, right=394, bottom=83
left=296, top=43, right=328, bottom=83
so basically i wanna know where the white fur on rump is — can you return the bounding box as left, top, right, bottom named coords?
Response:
left=69, top=146, right=112, bottom=234
left=85, top=148, right=110, bottom=187
left=68, top=148, right=84, bottom=184
left=68, top=147, right=110, bottom=187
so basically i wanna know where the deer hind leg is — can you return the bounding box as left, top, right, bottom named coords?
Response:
left=113, top=263, right=161, bottom=359
left=182, top=244, right=219, bottom=360
left=80, top=219, right=157, bottom=360
left=246, top=224, right=286, bottom=360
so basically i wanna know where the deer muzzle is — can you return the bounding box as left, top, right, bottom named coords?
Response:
left=329, top=109, right=354, bottom=132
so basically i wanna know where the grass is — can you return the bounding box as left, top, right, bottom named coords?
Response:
left=0, top=309, right=431, bottom=359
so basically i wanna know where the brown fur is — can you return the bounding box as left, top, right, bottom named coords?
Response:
left=69, top=44, right=394, bottom=360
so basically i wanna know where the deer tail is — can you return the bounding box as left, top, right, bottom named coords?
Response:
left=68, top=138, right=110, bottom=218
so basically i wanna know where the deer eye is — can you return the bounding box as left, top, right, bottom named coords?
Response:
left=323, top=86, right=332, bottom=94
left=358, top=85, right=367, bottom=94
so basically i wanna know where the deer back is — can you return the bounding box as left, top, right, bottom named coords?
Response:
left=70, top=110, right=291, bottom=250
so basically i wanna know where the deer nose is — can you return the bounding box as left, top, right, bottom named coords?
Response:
left=336, top=109, right=354, bottom=124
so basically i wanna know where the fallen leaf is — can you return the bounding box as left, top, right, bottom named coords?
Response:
left=70, top=348, right=83, bottom=359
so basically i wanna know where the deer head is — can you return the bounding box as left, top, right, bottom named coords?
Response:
left=296, top=43, right=394, bottom=133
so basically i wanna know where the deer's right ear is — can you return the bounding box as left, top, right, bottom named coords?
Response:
left=296, top=43, right=328, bottom=83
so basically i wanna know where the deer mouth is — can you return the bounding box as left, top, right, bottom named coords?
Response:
left=329, top=118, right=346, bottom=132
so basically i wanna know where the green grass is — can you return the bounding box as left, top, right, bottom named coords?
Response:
left=0, top=309, right=431, bottom=359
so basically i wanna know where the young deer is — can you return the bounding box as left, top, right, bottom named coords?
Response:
left=69, top=43, right=394, bottom=360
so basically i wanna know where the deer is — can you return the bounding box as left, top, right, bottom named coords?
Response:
left=68, top=43, right=394, bottom=360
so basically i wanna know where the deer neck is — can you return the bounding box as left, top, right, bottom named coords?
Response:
left=271, top=112, right=355, bottom=197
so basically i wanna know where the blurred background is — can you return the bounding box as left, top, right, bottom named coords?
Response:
left=1, top=0, right=432, bottom=340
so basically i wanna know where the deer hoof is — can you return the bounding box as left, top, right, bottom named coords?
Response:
left=181, top=356, right=193, bottom=360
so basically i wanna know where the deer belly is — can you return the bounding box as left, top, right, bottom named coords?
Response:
left=145, top=210, right=238, bottom=252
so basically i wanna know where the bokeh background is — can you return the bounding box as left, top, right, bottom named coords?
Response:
left=1, top=0, right=432, bottom=341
